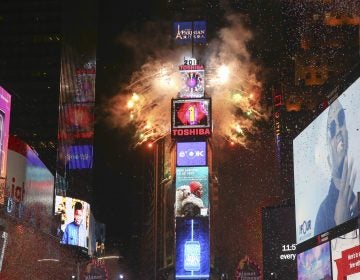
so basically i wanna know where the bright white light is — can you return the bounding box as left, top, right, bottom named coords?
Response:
left=37, top=259, right=60, bottom=262
left=217, top=65, right=230, bottom=84
left=119, top=274, right=124, bottom=279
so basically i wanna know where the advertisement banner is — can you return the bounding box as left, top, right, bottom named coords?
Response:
left=5, top=136, right=54, bottom=234
left=171, top=98, right=211, bottom=138
left=175, top=217, right=210, bottom=279
left=58, top=104, right=94, bottom=140
left=75, top=68, right=96, bottom=103
left=173, top=21, right=206, bottom=45
left=294, top=77, right=360, bottom=243
left=179, top=69, right=205, bottom=98
left=0, top=86, right=11, bottom=204
left=176, top=142, right=207, bottom=167
left=297, top=242, right=332, bottom=279
left=331, top=229, right=360, bottom=280
left=55, top=196, right=90, bottom=249
left=175, top=167, right=209, bottom=218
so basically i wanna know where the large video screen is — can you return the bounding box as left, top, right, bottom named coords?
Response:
left=294, top=77, right=360, bottom=243
left=297, top=241, right=332, bottom=280
left=6, top=136, right=54, bottom=234
left=262, top=205, right=297, bottom=280
left=55, top=196, right=90, bottom=249
left=175, top=167, right=209, bottom=218
left=175, top=217, right=210, bottom=279
left=179, top=69, right=205, bottom=98
left=66, top=145, right=93, bottom=170
left=171, top=98, right=211, bottom=138
left=331, top=229, right=360, bottom=280
left=177, top=141, right=207, bottom=167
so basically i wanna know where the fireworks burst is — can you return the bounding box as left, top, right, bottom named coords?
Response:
left=104, top=13, right=269, bottom=148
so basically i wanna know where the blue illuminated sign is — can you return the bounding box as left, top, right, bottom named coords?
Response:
left=176, top=217, right=209, bottom=279
left=173, top=21, right=207, bottom=45
left=177, top=142, right=207, bottom=167
left=66, top=145, right=93, bottom=169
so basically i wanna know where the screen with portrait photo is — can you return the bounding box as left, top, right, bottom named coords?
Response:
left=175, top=167, right=209, bottom=218
left=294, top=77, right=360, bottom=244
left=55, top=196, right=90, bottom=249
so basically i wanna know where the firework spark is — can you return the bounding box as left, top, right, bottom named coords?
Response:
left=104, top=13, right=268, bottom=148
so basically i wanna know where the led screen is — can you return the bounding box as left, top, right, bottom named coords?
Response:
left=294, top=77, right=360, bottom=243
left=262, top=205, right=297, bottom=280
left=171, top=98, right=211, bottom=138
left=331, top=229, right=360, bottom=279
left=58, top=104, right=94, bottom=139
left=176, top=142, right=207, bottom=167
left=55, top=196, right=90, bottom=249
left=66, top=145, right=93, bottom=169
left=74, top=68, right=96, bottom=103
left=179, top=69, right=205, bottom=98
left=175, top=217, right=210, bottom=279
left=297, top=241, right=332, bottom=280
left=0, top=86, right=11, bottom=204
left=193, top=21, right=206, bottom=44
left=175, top=167, right=209, bottom=218
left=5, top=136, right=54, bottom=234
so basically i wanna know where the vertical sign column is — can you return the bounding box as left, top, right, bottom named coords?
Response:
left=172, top=59, right=211, bottom=279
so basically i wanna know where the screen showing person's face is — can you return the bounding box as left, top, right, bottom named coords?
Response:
left=74, top=209, right=83, bottom=225
left=328, top=101, right=348, bottom=179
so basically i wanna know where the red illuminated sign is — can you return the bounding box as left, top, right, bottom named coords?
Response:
left=171, top=98, right=211, bottom=138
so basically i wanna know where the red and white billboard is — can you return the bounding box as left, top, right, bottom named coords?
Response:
left=5, top=136, right=54, bottom=234
left=0, top=86, right=11, bottom=205
left=171, top=98, right=211, bottom=138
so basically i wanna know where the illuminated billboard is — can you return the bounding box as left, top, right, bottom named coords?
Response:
left=5, top=136, right=54, bottom=234
left=175, top=217, right=210, bottom=279
left=0, top=86, right=11, bottom=204
left=331, top=229, right=360, bottom=280
left=176, top=142, right=207, bottom=167
left=294, top=77, right=360, bottom=243
left=179, top=67, right=205, bottom=98
left=75, top=68, right=96, bottom=103
left=262, top=205, right=297, bottom=280
left=175, top=167, right=209, bottom=218
left=58, top=104, right=94, bottom=140
left=66, top=145, right=93, bottom=170
left=171, top=98, right=211, bottom=138
left=55, top=196, right=90, bottom=249
left=173, top=21, right=206, bottom=45
left=297, top=241, right=332, bottom=279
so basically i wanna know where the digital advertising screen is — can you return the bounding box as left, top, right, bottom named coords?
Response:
left=294, top=77, right=360, bottom=244
left=179, top=69, right=205, bottom=98
left=58, top=104, right=94, bottom=139
left=262, top=205, right=297, bottom=280
left=55, top=196, right=90, bottom=249
left=5, top=136, right=54, bottom=234
left=331, top=229, right=360, bottom=280
left=193, top=21, right=206, bottom=44
left=297, top=241, right=332, bottom=280
left=74, top=68, right=96, bottom=103
left=66, top=145, right=93, bottom=170
left=171, top=98, right=211, bottom=138
left=175, top=217, right=210, bottom=279
left=176, top=141, right=207, bottom=167
left=0, top=86, right=11, bottom=204
left=175, top=167, right=209, bottom=218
